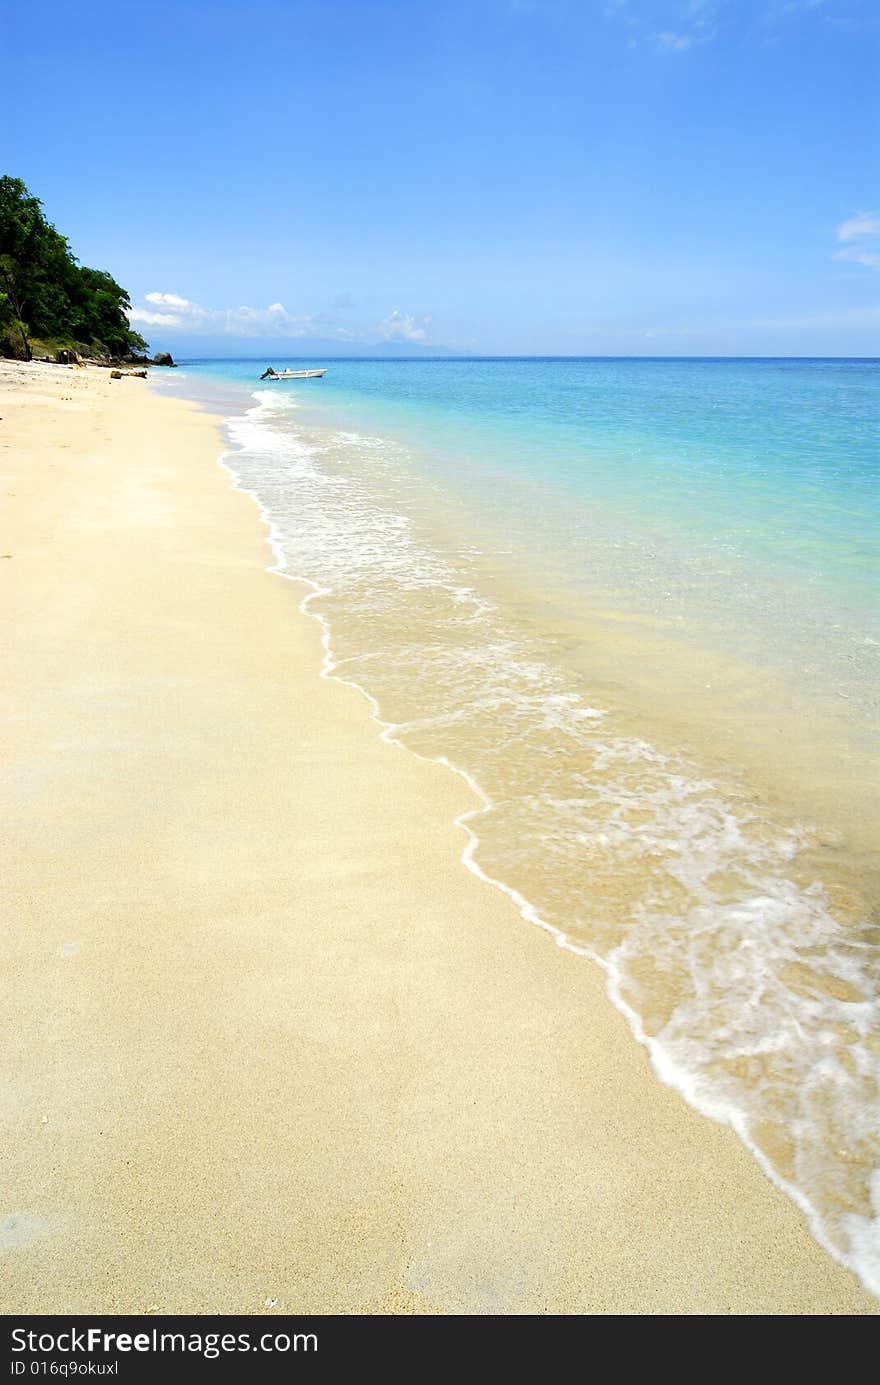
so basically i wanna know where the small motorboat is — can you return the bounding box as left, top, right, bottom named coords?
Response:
left=260, top=367, right=327, bottom=381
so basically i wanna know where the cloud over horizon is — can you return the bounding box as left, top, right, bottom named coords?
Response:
left=377, top=309, right=432, bottom=343
left=128, top=293, right=433, bottom=343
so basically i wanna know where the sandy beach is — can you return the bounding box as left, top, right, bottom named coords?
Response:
left=1, top=359, right=875, bottom=1315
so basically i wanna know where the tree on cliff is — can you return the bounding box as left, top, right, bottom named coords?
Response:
left=0, top=175, right=148, bottom=360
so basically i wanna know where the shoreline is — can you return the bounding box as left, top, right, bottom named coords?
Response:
left=1, top=359, right=876, bottom=1314
left=216, top=371, right=880, bottom=1296
left=196, top=364, right=879, bottom=876
left=215, top=399, right=872, bottom=1299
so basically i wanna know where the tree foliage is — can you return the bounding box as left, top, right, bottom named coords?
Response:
left=0, top=175, right=148, bottom=359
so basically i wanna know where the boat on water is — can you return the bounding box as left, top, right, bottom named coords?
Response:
left=260, top=366, right=327, bottom=381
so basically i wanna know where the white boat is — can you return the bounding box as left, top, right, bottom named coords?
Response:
left=260, top=367, right=327, bottom=381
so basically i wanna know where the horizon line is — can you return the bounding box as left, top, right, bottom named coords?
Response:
left=173, top=353, right=880, bottom=362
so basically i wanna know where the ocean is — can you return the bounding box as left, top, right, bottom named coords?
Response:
left=157, top=356, right=879, bottom=1296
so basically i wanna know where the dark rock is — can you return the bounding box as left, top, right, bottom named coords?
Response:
left=151, top=352, right=176, bottom=367
left=110, top=369, right=122, bottom=379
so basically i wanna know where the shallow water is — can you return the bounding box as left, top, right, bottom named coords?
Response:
left=159, top=357, right=879, bottom=1295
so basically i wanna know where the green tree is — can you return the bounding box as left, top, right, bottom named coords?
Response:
left=0, top=175, right=147, bottom=359
left=0, top=253, right=32, bottom=359
left=71, top=266, right=146, bottom=355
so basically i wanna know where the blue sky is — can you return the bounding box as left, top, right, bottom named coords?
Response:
left=5, top=0, right=879, bottom=355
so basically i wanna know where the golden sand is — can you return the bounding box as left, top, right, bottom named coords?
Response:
left=1, top=359, right=875, bottom=1314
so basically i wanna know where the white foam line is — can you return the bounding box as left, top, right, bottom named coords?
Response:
left=214, top=394, right=878, bottom=1301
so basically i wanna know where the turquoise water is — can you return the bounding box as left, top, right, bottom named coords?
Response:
left=317, top=356, right=879, bottom=610
left=158, top=357, right=880, bottom=1295
left=179, top=355, right=879, bottom=608
left=172, top=358, right=880, bottom=720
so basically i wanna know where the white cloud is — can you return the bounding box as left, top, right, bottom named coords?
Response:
left=609, top=0, right=718, bottom=50
left=128, top=292, right=434, bottom=344
left=377, top=309, right=431, bottom=342
left=837, top=211, right=880, bottom=242
left=652, top=30, right=694, bottom=49
left=832, top=211, right=880, bottom=269
left=130, top=292, right=325, bottom=337
left=144, top=291, right=192, bottom=308
left=833, top=247, right=880, bottom=268
left=613, top=1, right=861, bottom=52
left=129, top=308, right=184, bottom=327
